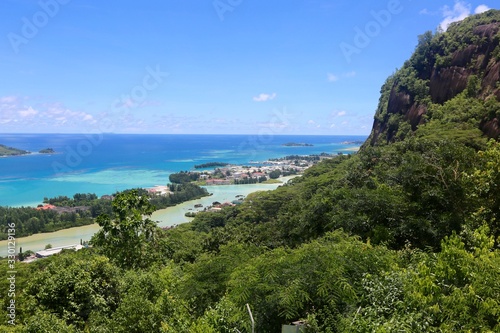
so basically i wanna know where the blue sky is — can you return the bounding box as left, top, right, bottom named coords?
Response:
left=0, top=0, right=494, bottom=135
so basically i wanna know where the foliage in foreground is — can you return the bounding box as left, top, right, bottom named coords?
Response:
left=3, top=11, right=500, bottom=331
left=5, top=126, right=500, bottom=332
left=3, top=138, right=500, bottom=332
left=1, top=225, right=499, bottom=332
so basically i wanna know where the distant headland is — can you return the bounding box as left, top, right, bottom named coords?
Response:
left=282, top=142, right=313, bottom=147
left=0, top=144, right=30, bottom=156
left=0, top=144, right=55, bottom=157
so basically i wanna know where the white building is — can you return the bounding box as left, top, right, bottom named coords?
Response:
left=35, top=244, right=84, bottom=258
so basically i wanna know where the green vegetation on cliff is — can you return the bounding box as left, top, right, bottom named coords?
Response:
left=367, top=9, right=500, bottom=147
left=2, top=10, right=500, bottom=333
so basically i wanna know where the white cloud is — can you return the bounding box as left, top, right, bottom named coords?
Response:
left=439, top=1, right=490, bottom=31
left=327, top=73, right=338, bottom=82
left=474, top=4, right=490, bottom=13
left=419, top=8, right=441, bottom=15
left=83, top=114, right=94, bottom=122
left=253, top=93, right=277, bottom=102
left=0, top=96, right=99, bottom=131
left=440, top=1, right=470, bottom=31
left=331, top=110, right=347, bottom=117
left=344, top=71, right=356, bottom=78
left=306, top=120, right=321, bottom=129
left=18, top=107, right=38, bottom=117
left=1, top=96, right=18, bottom=104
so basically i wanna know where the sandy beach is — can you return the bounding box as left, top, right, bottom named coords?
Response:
left=342, top=146, right=360, bottom=152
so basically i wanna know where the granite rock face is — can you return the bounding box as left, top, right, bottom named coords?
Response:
left=366, top=10, right=500, bottom=146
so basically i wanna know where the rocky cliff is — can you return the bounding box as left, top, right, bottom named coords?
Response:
left=366, top=9, right=500, bottom=146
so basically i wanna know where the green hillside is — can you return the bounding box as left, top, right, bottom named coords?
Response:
left=2, top=10, right=500, bottom=333
left=366, top=9, right=500, bottom=147
left=0, top=144, right=30, bottom=156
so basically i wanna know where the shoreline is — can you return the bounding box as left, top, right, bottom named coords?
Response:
left=153, top=176, right=296, bottom=227
left=0, top=136, right=364, bottom=207
left=0, top=177, right=295, bottom=257
left=341, top=147, right=360, bottom=152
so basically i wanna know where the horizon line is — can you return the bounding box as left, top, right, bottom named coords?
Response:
left=1, top=132, right=369, bottom=136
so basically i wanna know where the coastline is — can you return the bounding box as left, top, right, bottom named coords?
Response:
left=0, top=134, right=365, bottom=207
left=342, top=147, right=360, bottom=152
left=153, top=177, right=295, bottom=227
left=0, top=177, right=295, bottom=257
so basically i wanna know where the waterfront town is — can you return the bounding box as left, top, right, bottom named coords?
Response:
left=148, top=153, right=343, bottom=191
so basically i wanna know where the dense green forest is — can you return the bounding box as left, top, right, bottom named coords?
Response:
left=0, top=206, right=94, bottom=240
left=169, top=171, right=202, bottom=184
left=2, top=10, right=500, bottom=332
left=0, top=193, right=113, bottom=240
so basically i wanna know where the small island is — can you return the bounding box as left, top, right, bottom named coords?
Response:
left=0, top=145, right=56, bottom=156
left=39, top=148, right=55, bottom=154
left=0, top=144, right=30, bottom=157
left=194, top=162, right=229, bottom=169
left=282, top=142, right=313, bottom=147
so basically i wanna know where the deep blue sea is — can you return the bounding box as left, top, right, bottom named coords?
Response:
left=0, top=134, right=366, bottom=207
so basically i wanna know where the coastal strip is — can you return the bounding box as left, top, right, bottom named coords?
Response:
left=0, top=151, right=353, bottom=257
left=0, top=179, right=292, bottom=257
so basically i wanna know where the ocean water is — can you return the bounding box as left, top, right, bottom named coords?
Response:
left=0, top=133, right=366, bottom=207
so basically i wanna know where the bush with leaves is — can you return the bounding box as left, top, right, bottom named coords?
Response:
left=340, top=226, right=500, bottom=332
left=25, top=251, right=121, bottom=329
left=91, top=190, right=161, bottom=269
left=225, top=231, right=395, bottom=332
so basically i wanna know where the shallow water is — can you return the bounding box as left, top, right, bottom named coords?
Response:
left=0, top=133, right=365, bottom=257
left=0, top=133, right=365, bottom=207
